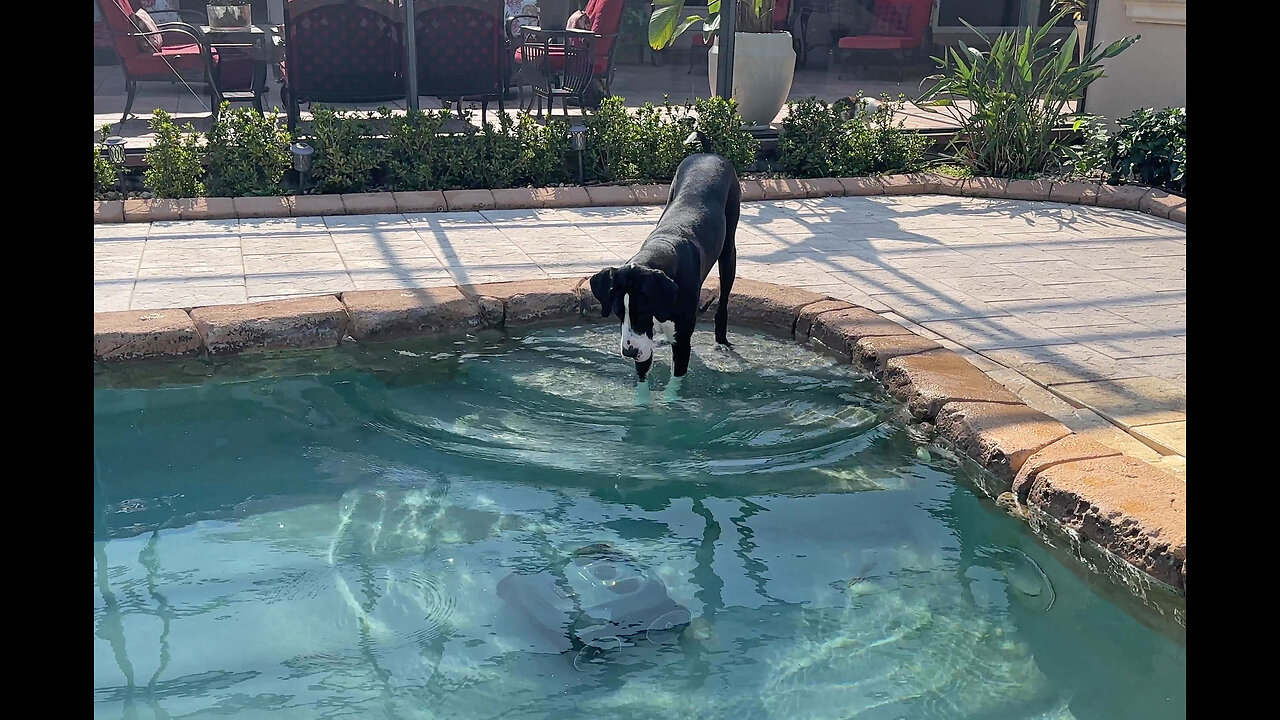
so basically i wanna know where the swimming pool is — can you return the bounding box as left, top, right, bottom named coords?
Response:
left=93, top=325, right=1186, bottom=719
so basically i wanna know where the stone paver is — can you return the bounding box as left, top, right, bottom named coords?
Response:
left=93, top=195, right=1187, bottom=470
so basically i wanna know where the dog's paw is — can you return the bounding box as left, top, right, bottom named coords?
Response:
left=663, top=375, right=684, bottom=401
left=634, top=380, right=651, bottom=406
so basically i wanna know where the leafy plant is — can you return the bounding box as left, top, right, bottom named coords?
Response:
left=94, top=124, right=119, bottom=198
left=382, top=109, right=573, bottom=191
left=1060, top=114, right=1110, bottom=179
left=777, top=97, right=846, bottom=178
left=1105, top=106, right=1185, bottom=194
left=692, top=96, right=758, bottom=172
left=308, top=105, right=386, bottom=194
left=649, top=0, right=776, bottom=51
left=143, top=109, right=206, bottom=198
left=918, top=10, right=1137, bottom=178
left=382, top=108, right=452, bottom=191
left=582, top=96, right=755, bottom=183
left=584, top=96, right=675, bottom=183
left=1051, top=0, right=1088, bottom=21
left=511, top=112, right=573, bottom=187
left=204, top=103, right=292, bottom=197
left=778, top=94, right=927, bottom=177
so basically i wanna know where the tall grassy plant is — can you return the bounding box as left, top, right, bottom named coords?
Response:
left=143, top=110, right=206, bottom=198
left=919, top=11, right=1137, bottom=178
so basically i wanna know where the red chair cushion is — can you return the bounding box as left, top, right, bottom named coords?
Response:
left=514, top=45, right=610, bottom=77
left=837, top=35, right=919, bottom=50
left=584, top=0, right=624, bottom=61
left=869, top=1, right=913, bottom=37
left=773, top=0, right=790, bottom=26
left=123, top=43, right=217, bottom=76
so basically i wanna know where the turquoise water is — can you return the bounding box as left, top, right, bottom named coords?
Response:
left=93, top=326, right=1186, bottom=720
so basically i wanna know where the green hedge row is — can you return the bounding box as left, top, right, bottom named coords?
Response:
left=92, top=95, right=930, bottom=200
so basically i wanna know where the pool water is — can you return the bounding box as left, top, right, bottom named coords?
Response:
left=94, top=326, right=1186, bottom=719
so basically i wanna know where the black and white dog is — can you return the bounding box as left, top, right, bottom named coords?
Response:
left=589, top=140, right=739, bottom=383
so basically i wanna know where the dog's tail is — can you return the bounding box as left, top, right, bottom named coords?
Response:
left=684, top=131, right=710, bottom=153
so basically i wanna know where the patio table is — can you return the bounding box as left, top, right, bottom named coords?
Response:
left=199, top=23, right=273, bottom=113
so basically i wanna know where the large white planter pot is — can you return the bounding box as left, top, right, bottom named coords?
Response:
left=708, top=31, right=796, bottom=127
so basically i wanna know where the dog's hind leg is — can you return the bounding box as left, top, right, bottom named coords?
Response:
left=715, top=190, right=739, bottom=347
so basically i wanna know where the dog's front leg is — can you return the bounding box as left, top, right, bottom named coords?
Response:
left=633, top=357, right=653, bottom=404
left=671, top=326, right=694, bottom=378
left=635, top=357, right=653, bottom=382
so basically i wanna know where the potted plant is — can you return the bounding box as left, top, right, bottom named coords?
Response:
left=1052, top=0, right=1089, bottom=62
left=649, top=0, right=795, bottom=127
left=207, top=1, right=252, bottom=30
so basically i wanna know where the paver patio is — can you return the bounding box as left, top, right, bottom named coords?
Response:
left=94, top=194, right=1186, bottom=473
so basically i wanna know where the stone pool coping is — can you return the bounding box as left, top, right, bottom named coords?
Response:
left=91, top=174, right=1187, bottom=225
left=93, top=276, right=1187, bottom=597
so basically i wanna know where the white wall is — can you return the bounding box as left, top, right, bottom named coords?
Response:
left=1084, top=0, right=1186, bottom=123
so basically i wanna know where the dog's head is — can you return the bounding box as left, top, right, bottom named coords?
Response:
left=589, top=265, right=678, bottom=363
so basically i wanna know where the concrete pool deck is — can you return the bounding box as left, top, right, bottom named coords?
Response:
left=94, top=192, right=1187, bottom=481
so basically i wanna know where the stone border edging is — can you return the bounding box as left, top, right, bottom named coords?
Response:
left=92, top=173, right=1187, bottom=225
left=92, top=277, right=1187, bottom=597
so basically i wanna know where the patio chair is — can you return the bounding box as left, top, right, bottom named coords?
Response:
left=281, top=0, right=406, bottom=132
left=512, top=0, right=625, bottom=112
left=836, top=0, right=935, bottom=81
left=96, top=0, right=224, bottom=127
left=414, top=0, right=508, bottom=121
left=504, top=4, right=541, bottom=106
left=518, top=27, right=594, bottom=117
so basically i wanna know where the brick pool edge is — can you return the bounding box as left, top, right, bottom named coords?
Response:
left=91, top=174, right=1187, bottom=225
left=93, top=277, right=1187, bottom=598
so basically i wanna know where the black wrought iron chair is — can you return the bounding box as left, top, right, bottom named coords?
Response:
left=519, top=28, right=594, bottom=118
left=280, top=0, right=406, bottom=132
left=414, top=0, right=507, bottom=122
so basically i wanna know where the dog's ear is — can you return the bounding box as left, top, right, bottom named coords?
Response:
left=589, top=267, right=617, bottom=317
left=641, top=268, right=679, bottom=323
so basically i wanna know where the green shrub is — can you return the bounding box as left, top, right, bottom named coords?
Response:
left=382, top=108, right=452, bottom=191
left=1106, top=107, right=1185, bottom=194
left=777, top=98, right=845, bottom=178
left=1061, top=114, right=1111, bottom=179
left=584, top=96, right=757, bottom=184
left=383, top=109, right=573, bottom=191
left=510, top=112, right=573, bottom=187
left=584, top=96, right=656, bottom=183
left=691, top=96, right=758, bottom=173
left=309, top=106, right=385, bottom=194
left=204, top=103, right=292, bottom=197
left=778, top=95, right=927, bottom=177
left=94, top=125, right=118, bottom=198
left=143, top=109, right=206, bottom=198
left=919, top=11, right=1137, bottom=178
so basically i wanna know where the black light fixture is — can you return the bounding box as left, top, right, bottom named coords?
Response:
left=105, top=136, right=127, bottom=198
left=291, top=142, right=314, bottom=194
left=569, top=124, right=587, bottom=185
